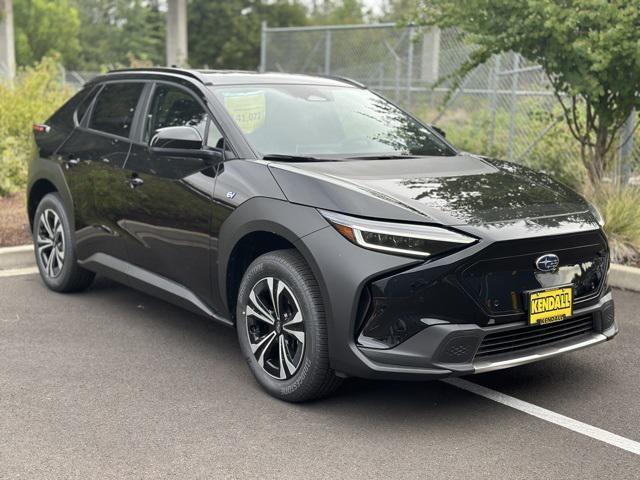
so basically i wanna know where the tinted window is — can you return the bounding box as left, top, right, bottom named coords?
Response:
left=75, top=86, right=98, bottom=125
left=146, top=85, right=203, bottom=140
left=89, top=83, right=144, bottom=137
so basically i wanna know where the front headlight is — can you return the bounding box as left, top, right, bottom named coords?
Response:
left=587, top=202, right=605, bottom=227
left=320, top=210, right=477, bottom=258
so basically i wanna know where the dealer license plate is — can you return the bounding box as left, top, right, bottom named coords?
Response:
left=528, top=286, right=573, bottom=325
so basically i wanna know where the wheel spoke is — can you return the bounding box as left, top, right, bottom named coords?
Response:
left=45, top=250, right=55, bottom=276
left=55, top=224, right=64, bottom=243
left=53, top=214, right=60, bottom=235
left=279, top=335, right=297, bottom=378
left=248, top=290, right=275, bottom=325
left=37, top=236, right=54, bottom=253
left=267, top=277, right=279, bottom=319
left=250, top=330, right=276, bottom=354
left=42, top=212, right=54, bottom=238
left=283, top=311, right=302, bottom=327
left=254, top=331, right=277, bottom=369
left=55, top=248, right=64, bottom=268
left=283, top=325, right=305, bottom=344
left=277, top=335, right=288, bottom=380
left=275, top=280, right=285, bottom=319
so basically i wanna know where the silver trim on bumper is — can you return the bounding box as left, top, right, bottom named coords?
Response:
left=473, top=332, right=607, bottom=374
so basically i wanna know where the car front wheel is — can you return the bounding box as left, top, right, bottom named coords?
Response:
left=236, top=249, right=342, bottom=402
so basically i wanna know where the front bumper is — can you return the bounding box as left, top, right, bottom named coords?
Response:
left=359, top=289, right=616, bottom=378
left=297, top=224, right=616, bottom=381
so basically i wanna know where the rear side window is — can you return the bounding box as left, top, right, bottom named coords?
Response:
left=89, top=83, right=144, bottom=137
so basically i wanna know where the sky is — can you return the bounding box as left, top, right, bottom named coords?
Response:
left=301, top=0, right=387, bottom=17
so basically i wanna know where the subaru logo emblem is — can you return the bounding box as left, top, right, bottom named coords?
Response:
left=535, top=254, right=559, bottom=272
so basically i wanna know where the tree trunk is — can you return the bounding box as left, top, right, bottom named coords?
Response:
left=581, top=126, right=611, bottom=191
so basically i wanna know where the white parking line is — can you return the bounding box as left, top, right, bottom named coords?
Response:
left=0, top=267, right=39, bottom=278
left=444, top=377, right=640, bottom=456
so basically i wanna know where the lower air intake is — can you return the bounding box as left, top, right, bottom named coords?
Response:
left=475, top=314, right=594, bottom=359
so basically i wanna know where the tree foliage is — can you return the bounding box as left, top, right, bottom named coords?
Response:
left=415, top=0, right=640, bottom=187
left=0, top=57, right=74, bottom=195
left=188, top=0, right=308, bottom=70
left=72, top=0, right=165, bottom=70
left=310, top=0, right=369, bottom=24
left=13, top=0, right=81, bottom=67
left=11, top=0, right=385, bottom=72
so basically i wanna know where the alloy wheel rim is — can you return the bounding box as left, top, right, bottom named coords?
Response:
left=37, top=209, right=65, bottom=278
left=245, top=277, right=305, bottom=380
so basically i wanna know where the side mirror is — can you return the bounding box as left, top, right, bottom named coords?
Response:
left=430, top=125, right=446, bottom=138
left=150, top=126, right=203, bottom=149
left=149, top=125, right=224, bottom=167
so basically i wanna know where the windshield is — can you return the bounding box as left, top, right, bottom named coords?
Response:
left=211, top=84, right=455, bottom=158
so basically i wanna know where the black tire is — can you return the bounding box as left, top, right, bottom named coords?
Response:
left=236, top=249, right=342, bottom=402
left=33, top=193, right=95, bottom=293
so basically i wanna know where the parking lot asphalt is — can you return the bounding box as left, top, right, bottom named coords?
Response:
left=1, top=273, right=639, bottom=479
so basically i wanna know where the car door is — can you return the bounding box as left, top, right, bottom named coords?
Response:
left=55, top=81, right=146, bottom=263
left=121, top=82, right=225, bottom=307
left=46, top=85, right=100, bottom=262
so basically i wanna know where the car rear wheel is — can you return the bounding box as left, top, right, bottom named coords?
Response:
left=33, top=193, right=95, bottom=292
left=236, top=249, right=342, bottom=402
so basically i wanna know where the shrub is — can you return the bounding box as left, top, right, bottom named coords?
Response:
left=0, top=57, right=73, bottom=196
left=590, top=186, right=640, bottom=265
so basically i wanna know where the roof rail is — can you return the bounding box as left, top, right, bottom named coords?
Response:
left=318, top=75, right=366, bottom=88
left=106, top=67, right=207, bottom=84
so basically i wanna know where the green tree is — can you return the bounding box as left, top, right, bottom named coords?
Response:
left=72, top=0, right=164, bottom=70
left=379, top=0, right=419, bottom=22
left=188, top=0, right=308, bottom=70
left=415, top=0, right=640, bottom=188
left=311, top=0, right=369, bottom=24
left=13, top=0, right=81, bottom=67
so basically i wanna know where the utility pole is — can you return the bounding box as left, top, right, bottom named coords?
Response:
left=0, top=0, right=16, bottom=78
left=166, top=0, right=188, bottom=67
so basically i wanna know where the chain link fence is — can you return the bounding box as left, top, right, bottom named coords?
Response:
left=261, top=23, right=638, bottom=185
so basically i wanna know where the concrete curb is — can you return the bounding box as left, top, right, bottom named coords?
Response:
left=0, top=244, right=34, bottom=270
left=609, top=264, right=640, bottom=292
left=0, top=243, right=639, bottom=292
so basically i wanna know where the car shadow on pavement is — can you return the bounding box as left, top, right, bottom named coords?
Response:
left=81, top=275, right=610, bottom=418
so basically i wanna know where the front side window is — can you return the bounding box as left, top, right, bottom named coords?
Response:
left=211, top=84, right=455, bottom=158
left=89, top=83, right=144, bottom=137
left=145, top=85, right=223, bottom=148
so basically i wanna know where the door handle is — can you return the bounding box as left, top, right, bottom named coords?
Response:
left=128, top=176, right=144, bottom=189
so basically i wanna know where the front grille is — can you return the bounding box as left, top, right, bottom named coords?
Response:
left=475, top=314, right=594, bottom=358
left=460, top=231, right=608, bottom=315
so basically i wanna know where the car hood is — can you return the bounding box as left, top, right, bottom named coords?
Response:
left=268, top=154, right=595, bottom=232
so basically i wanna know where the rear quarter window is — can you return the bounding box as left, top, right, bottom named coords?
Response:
left=35, top=86, right=93, bottom=157
left=89, top=82, right=144, bottom=137
left=74, top=86, right=99, bottom=125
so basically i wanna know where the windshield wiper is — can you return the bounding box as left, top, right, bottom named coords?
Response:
left=347, top=154, right=417, bottom=160
left=262, top=154, right=337, bottom=162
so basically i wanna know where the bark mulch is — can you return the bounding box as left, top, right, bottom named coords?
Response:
left=0, top=194, right=32, bottom=247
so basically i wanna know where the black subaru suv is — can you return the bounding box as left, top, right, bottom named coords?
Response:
left=28, top=68, right=617, bottom=401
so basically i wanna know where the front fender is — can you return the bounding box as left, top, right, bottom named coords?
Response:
left=216, top=197, right=329, bottom=316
